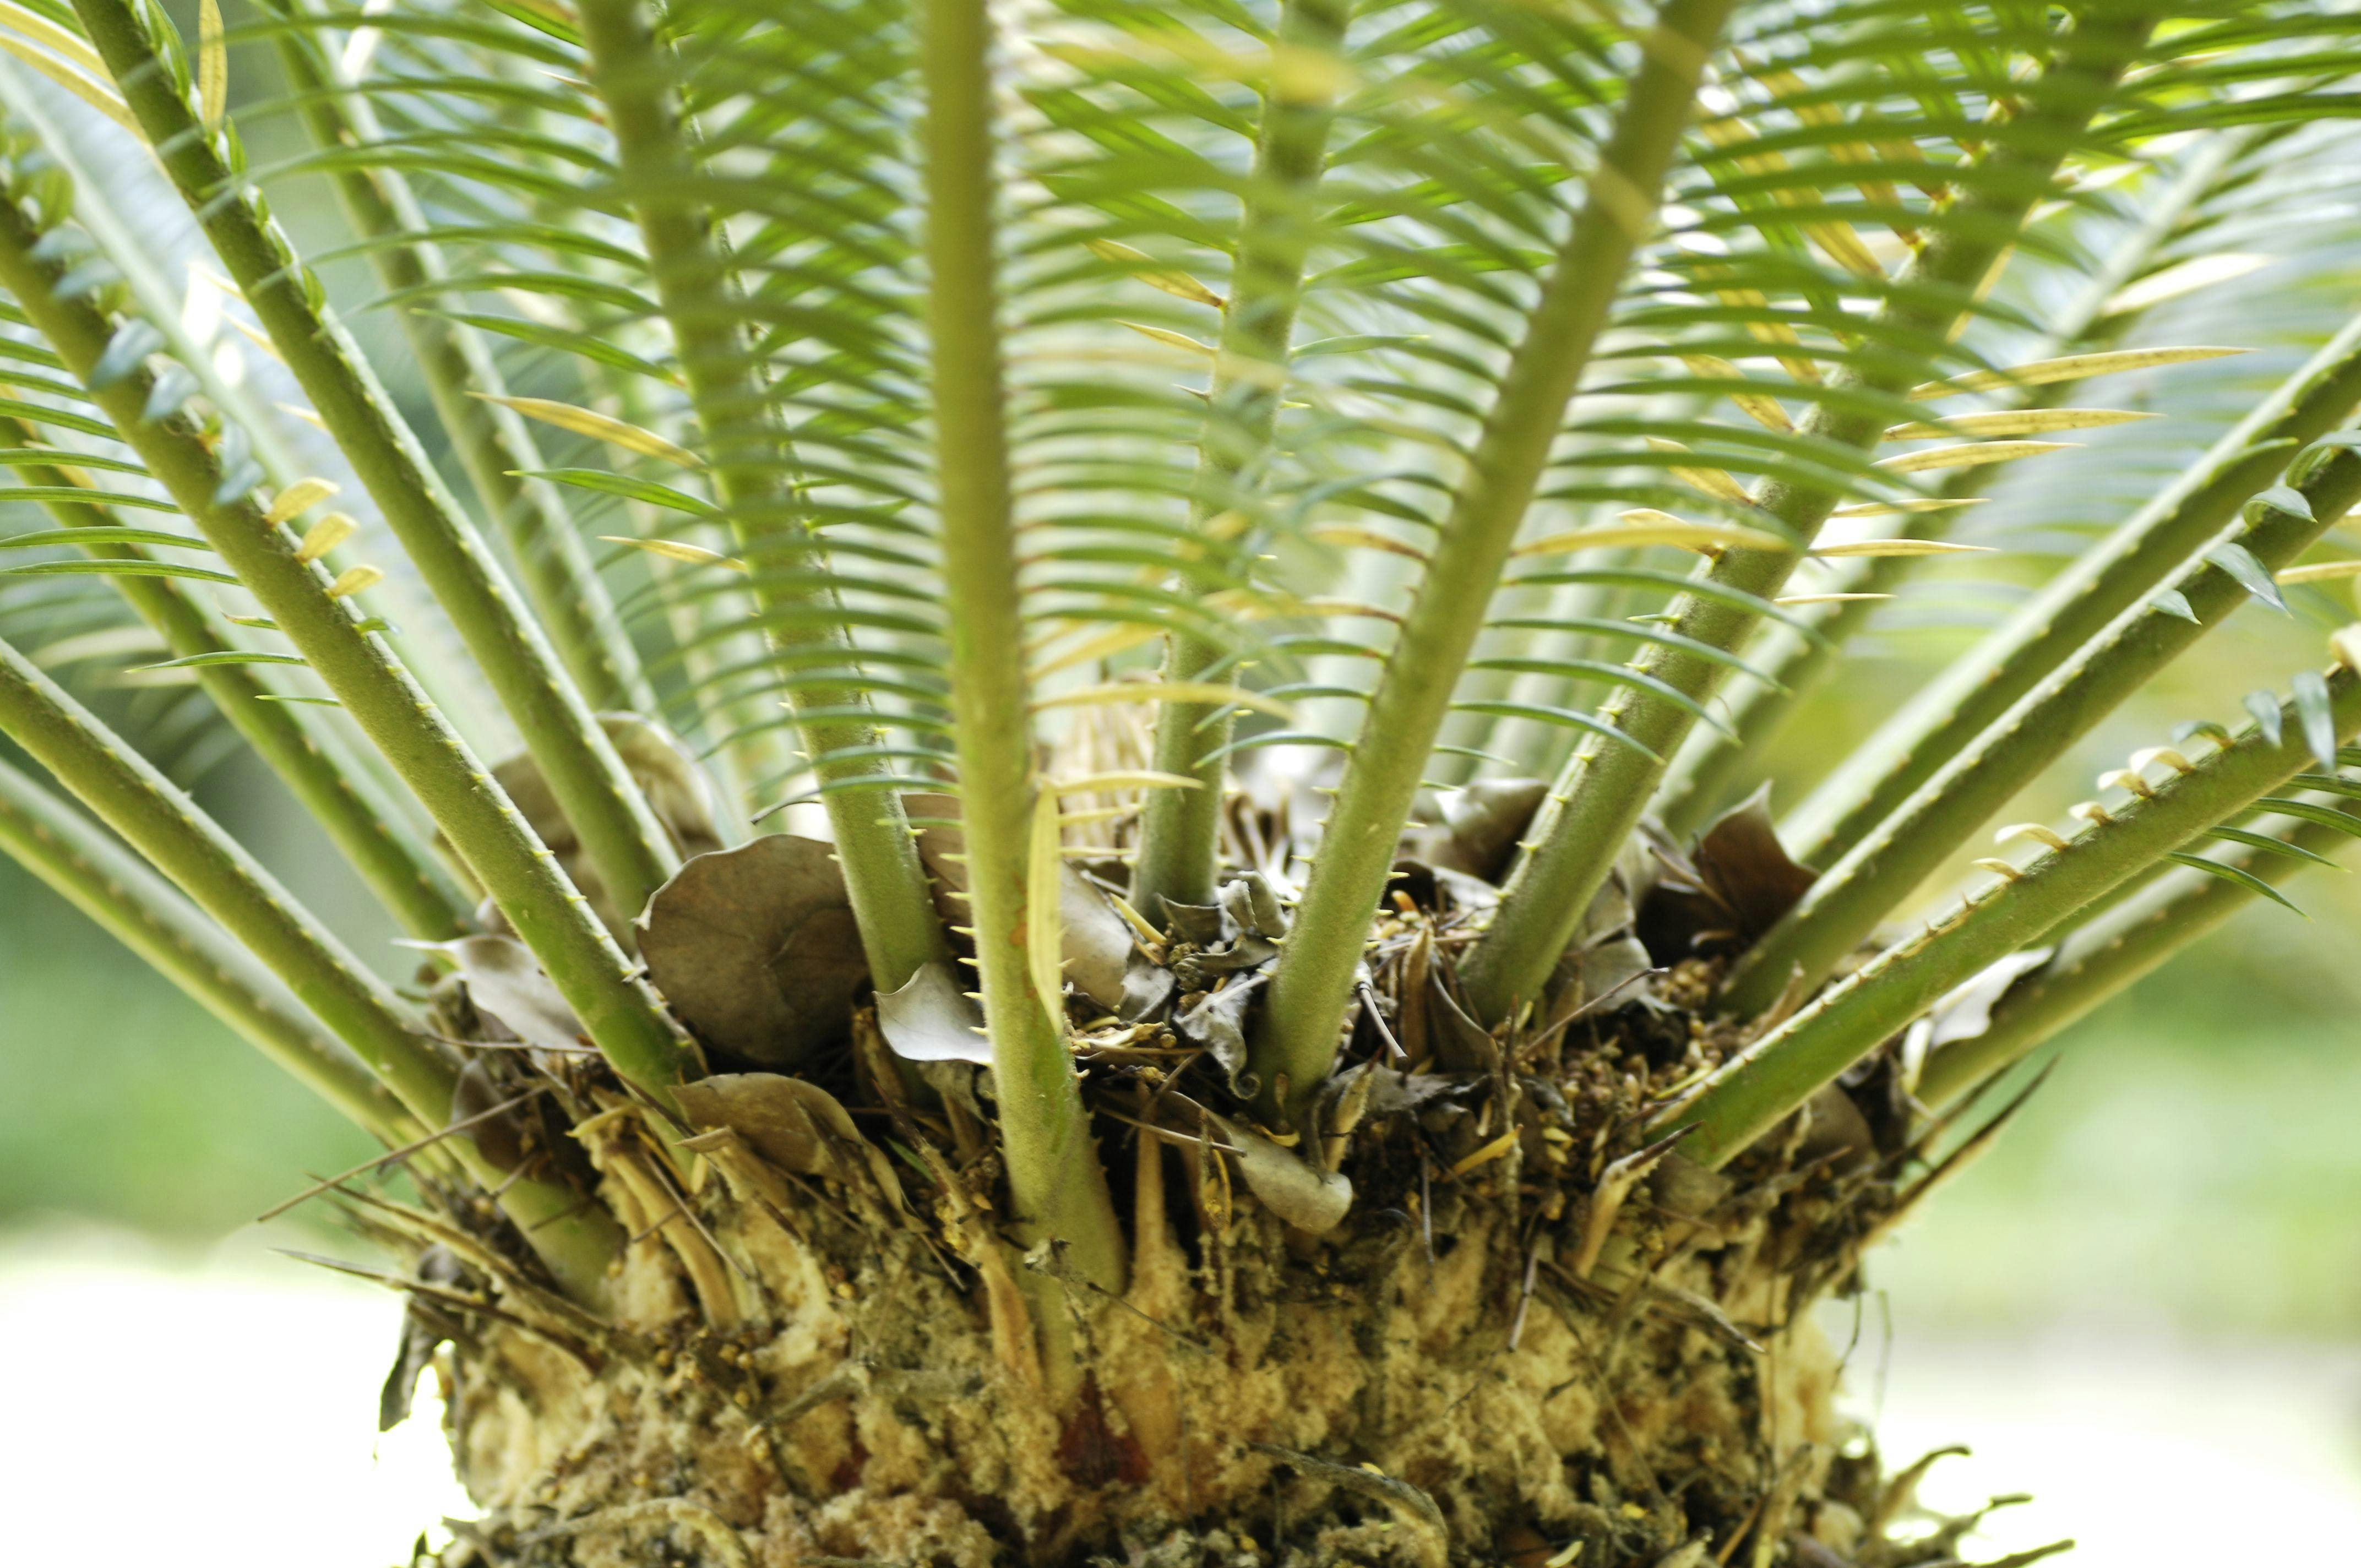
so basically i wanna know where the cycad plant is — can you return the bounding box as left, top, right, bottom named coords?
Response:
left=4, top=0, right=2360, bottom=1561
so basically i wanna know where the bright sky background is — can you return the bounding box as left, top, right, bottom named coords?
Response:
left=5, top=1227, right=2358, bottom=1568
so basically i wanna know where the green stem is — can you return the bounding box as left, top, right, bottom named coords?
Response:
left=1914, top=793, right=2360, bottom=1109
left=1782, top=308, right=2361, bottom=867
left=1661, top=652, right=2361, bottom=1168
left=1131, top=0, right=1349, bottom=914
left=271, top=10, right=655, bottom=717
left=0, top=754, right=415, bottom=1145
left=915, top=0, right=1125, bottom=1289
left=74, top=0, right=681, bottom=925
left=0, top=641, right=621, bottom=1294
left=1248, top=0, right=1736, bottom=1128
left=1720, top=432, right=2361, bottom=1014
left=571, top=0, right=950, bottom=989
left=0, top=55, right=504, bottom=758
left=1457, top=13, right=2152, bottom=1027
left=0, top=632, right=450, bottom=1110
left=0, top=172, right=693, bottom=1108
left=8, top=418, right=471, bottom=939
left=1652, top=130, right=2265, bottom=838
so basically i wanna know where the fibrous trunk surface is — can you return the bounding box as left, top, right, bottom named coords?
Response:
left=390, top=788, right=1984, bottom=1568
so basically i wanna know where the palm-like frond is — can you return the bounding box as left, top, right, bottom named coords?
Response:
left=0, top=0, right=2357, bottom=1313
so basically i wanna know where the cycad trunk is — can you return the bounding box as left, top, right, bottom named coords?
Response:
left=410, top=939, right=1933, bottom=1568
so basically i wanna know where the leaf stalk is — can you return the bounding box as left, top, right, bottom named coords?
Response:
left=1664, top=651, right=2361, bottom=1168
left=1721, top=432, right=2361, bottom=1015
left=1458, top=11, right=2155, bottom=1027
left=571, top=0, right=953, bottom=992
left=0, top=175, right=694, bottom=1107
left=916, top=0, right=1125, bottom=1290
left=1249, top=0, right=1738, bottom=1129
left=1782, top=306, right=2361, bottom=866
left=1132, top=0, right=1349, bottom=915
left=1914, top=793, right=2360, bottom=1109
left=0, top=752, right=416, bottom=1146
left=0, top=646, right=622, bottom=1294
left=73, top=0, right=683, bottom=925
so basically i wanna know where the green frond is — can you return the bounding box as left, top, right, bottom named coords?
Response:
left=1720, top=424, right=2361, bottom=1014
left=70, top=0, right=686, bottom=924
left=4, top=0, right=2361, bottom=1322
left=1460, top=7, right=2170, bottom=1027
left=1667, top=636, right=2361, bottom=1169
left=0, top=415, right=473, bottom=937
left=0, top=136, right=693, bottom=1105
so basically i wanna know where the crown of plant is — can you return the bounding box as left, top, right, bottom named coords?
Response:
left=3, top=0, right=2360, bottom=1561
